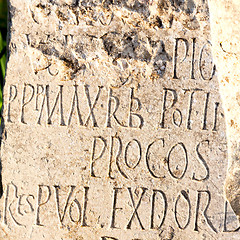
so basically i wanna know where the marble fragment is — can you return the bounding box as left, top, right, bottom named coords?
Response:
left=0, top=0, right=239, bottom=239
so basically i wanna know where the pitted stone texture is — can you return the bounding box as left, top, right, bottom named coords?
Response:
left=0, top=0, right=238, bottom=239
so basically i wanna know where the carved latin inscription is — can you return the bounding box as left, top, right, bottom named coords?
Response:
left=2, top=183, right=239, bottom=235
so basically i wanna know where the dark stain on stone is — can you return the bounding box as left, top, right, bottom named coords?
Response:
left=153, top=40, right=172, bottom=77
left=122, top=0, right=151, bottom=18
left=35, top=2, right=51, bottom=16
left=101, top=31, right=152, bottom=63
left=102, top=0, right=114, bottom=9
left=60, top=53, right=81, bottom=76
left=37, top=44, right=58, bottom=57
left=156, top=16, right=164, bottom=28
left=74, top=45, right=87, bottom=60
left=158, top=0, right=200, bottom=29
left=78, top=0, right=150, bottom=18
left=158, top=0, right=196, bottom=14
left=56, top=10, right=68, bottom=22
left=35, top=41, right=82, bottom=79
left=101, top=32, right=120, bottom=57
left=32, top=0, right=206, bottom=30
left=36, top=3, right=46, bottom=10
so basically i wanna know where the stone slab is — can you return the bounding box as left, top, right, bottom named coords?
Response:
left=0, top=0, right=239, bottom=239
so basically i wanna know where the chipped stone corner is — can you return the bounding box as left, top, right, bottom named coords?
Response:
left=208, top=0, right=240, bottom=220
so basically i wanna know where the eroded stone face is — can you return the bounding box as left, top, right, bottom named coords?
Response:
left=0, top=0, right=239, bottom=239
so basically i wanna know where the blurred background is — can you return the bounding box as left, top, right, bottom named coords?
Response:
left=0, top=0, right=7, bottom=112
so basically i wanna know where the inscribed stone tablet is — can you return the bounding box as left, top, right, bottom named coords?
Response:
left=0, top=0, right=239, bottom=239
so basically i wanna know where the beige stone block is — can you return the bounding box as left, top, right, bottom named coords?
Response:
left=0, top=1, right=239, bottom=239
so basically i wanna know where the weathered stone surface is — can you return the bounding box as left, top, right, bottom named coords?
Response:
left=208, top=0, right=240, bottom=223
left=0, top=0, right=239, bottom=239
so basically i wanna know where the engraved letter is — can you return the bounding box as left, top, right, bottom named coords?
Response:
left=212, top=102, right=220, bottom=131
left=37, top=85, right=65, bottom=126
left=35, top=84, right=44, bottom=111
left=84, top=85, right=103, bottom=127
left=191, top=38, right=196, bottom=80
left=21, top=84, right=35, bottom=124
left=199, top=41, right=216, bottom=81
left=26, top=195, right=35, bottom=213
left=81, top=186, right=90, bottom=227
left=127, top=187, right=147, bottom=230
left=146, top=139, right=165, bottom=179
left=36, top=185, right=51, bottom=226
left=202, top=92, right=210, bottom=130
left=3, top=183, right=24, bottom=226
left=173, top=38, right=189, bottom=79
left=110, top=188, right=122, bottom=229
left=54, top=185, right=76, bottom=224
left=90, top=136, right=107, bottom=178
left=194, top=190, right=217, bottom=233
left=167, top=143, right=188, bottom=179
left=7, top=85, right=17, bottom=122
left=172, top=109, right=182, bottom=127
left=174, top=190, right=191, bottom=230
left=186, top=89, right=203, bottom=130
left=150, top=189, right=167, bottom=229
left=68, top=85, right=83, bottom=126
left=124, top=139, right=142, bottom=169
left=160, top=88, right=178, bottom=129
left=128, top=88, right=144, bottom=128
left=192, top=140, right=210, bottom=181
left=69, top=199, right=81, bottom=223
left=108, top=136, right=128, bottom=179
left=106, top=88, right=126, bottom=128
left=64, top=34, right=74, bottom=46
